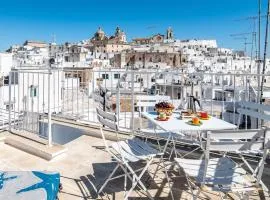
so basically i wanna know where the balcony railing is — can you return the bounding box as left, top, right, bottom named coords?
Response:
left=2, top=68, right=270, bottom=144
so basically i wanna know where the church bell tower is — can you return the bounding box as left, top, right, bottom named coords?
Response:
left=166, top=27, right=174, bottom=40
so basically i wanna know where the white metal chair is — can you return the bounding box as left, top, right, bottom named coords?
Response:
left=174, top=128, right=270, bottom=199
left=135, top=95, right=171, bottom=113
left=96, top=106, right=173, bottom=200
left=135, top=95, right=171, bottom=139
left=135, top=95, right=182, bottom=155
left=237, top=101, right=270, bottom=129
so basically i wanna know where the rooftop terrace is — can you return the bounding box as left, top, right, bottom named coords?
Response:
left=1, top=69, right=270, bottom=199
left=1, top=129, right=270, bottom=200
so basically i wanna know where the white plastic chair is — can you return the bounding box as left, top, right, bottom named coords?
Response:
left=174, top=128, right=270, bottom=199
left=96, top=107, right=173, bottom=200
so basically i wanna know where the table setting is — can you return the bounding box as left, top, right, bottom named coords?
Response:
left=142, top=100, right=237, bottom=133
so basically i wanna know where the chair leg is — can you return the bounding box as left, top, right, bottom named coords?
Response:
left=124, top=159, right=154, bottom=200
left=119, top=164, right=136, bottom=182
left=151, top=158, right=162, bottom=181
left=124, top=166, right=127, bottom=197
left=161, top=157, right=174, bottom=200
left=98, top=163, right=120, bottom=194
left=157, top=139, right=162, bottom=152
left=169, top=139, right=177, bottom=160
left=183, top=169, right=200, bottom=200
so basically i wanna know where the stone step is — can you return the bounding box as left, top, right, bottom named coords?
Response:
left=2, top=132, right=67, bottom=161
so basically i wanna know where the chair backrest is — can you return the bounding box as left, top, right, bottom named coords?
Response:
left=96, top=107, right=118, bottom=131
left=96, top=107, right=118, bottom=148
left=135, top=95, right=171, bottom=112
left=204, top=129, right=269, bottom=152
left=237, top=101, right=270, bottom=128
left=202, top=128, right=270, bottom=185
left=93, top=93, right=104, bottom=105
left=94, top=87, right=112, bottom=110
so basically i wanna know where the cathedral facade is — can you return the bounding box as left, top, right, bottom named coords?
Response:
left=132, top=27, right=175, bottom=45
left=90, top=27, right=130, bottom=53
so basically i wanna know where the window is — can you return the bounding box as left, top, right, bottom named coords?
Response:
left=102, top=74, right=109, bottom=79
left=114, top=74, right=120, bottom=79
left=151, top=78, right=155, bottom=82
left=6, top=104, right=13, bottom=111
left=30, top=85, right=38, bottom=97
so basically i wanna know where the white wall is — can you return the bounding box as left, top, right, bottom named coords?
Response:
left=92, top=69, right=126, bottom=91
left=0, top=53, right=13, bottom=76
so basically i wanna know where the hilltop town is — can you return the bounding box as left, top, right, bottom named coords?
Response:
left=1, top=27, right=260, bottom=74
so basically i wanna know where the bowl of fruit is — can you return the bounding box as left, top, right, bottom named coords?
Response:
left=155, top=101, right=175, bottom=116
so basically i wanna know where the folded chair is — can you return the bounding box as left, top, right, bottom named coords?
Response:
left=96, top=107, right=173, bottom=200
left=174, top=128, right=270, bottom=200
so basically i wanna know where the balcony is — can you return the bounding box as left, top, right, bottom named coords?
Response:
left=1, top=68, right=270, bottom=199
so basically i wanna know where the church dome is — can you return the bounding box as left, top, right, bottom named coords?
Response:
left=94, top=27, right=105, bottom=41
left=97, top=27, right=104, bottom=34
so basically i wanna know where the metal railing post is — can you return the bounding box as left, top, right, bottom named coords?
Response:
left=131, top=71, right=135, bottom=132
left=8, top=72, right=11, bottom=132
left=48, top=70, right=52, bottom=146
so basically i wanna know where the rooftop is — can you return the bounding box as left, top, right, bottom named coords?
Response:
left=1, top=129, right=270, bottom=200
left=2, top=69, right=270, bottom=199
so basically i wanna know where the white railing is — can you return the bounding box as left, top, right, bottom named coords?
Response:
left=3, top=68, right=270, bottom=144
left=54, top=69, right=269, bottom=131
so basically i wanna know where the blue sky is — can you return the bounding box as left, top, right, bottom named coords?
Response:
left=0, top=0, right=267, bottom=52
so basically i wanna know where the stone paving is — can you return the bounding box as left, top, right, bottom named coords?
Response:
left=0, top=133, right=270, bottom=199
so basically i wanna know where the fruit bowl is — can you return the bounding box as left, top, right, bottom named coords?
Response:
left=155, top=102, right=174, bottom=116
left=156, top=108, right=173, bottom=116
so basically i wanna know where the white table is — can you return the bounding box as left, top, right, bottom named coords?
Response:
left=142, top=111, right=238, bottom=184
left=142, top=111, right=237, bottom=134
